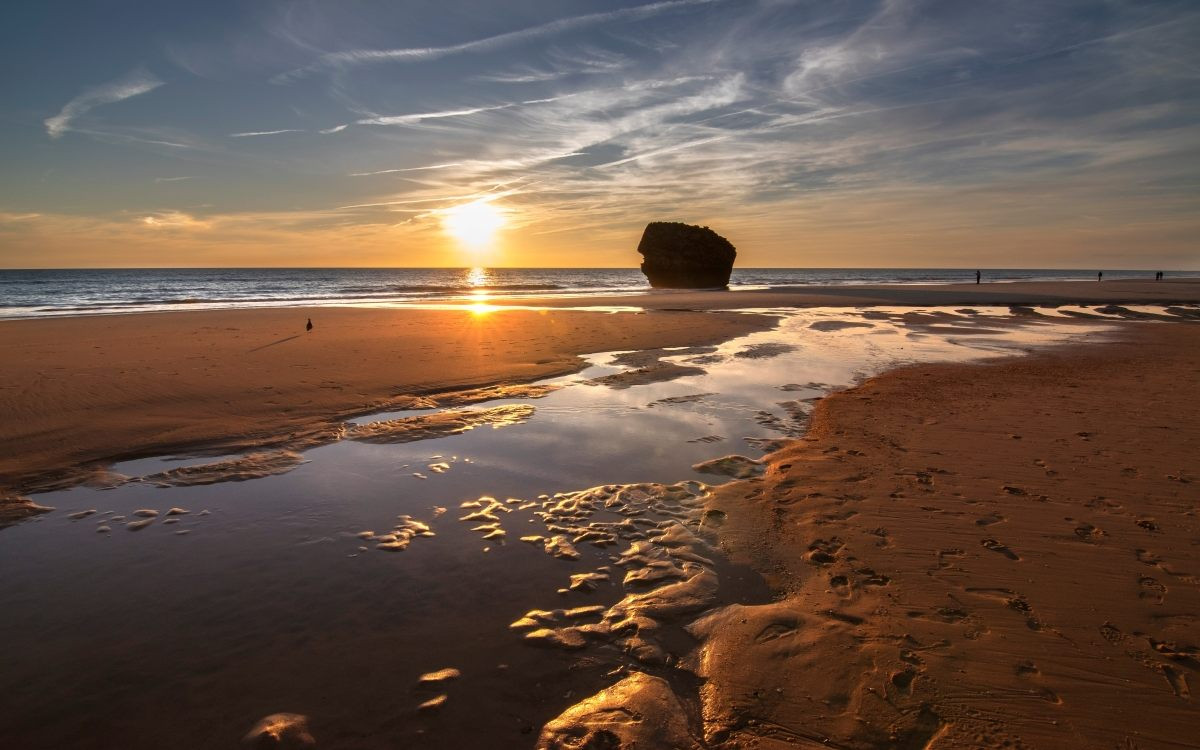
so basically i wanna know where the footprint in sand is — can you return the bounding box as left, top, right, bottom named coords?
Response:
left=1085, top=496, right=1122, bottom=512
left=1099, top=621, right=1126, bottom=645
left=932, top=606, right=969, bottom=623
left=1072, top=521, right=1105, bottom=543
left=974, top=512, right=1006, bottom=527
left=1138, top=576, right=1167, bottom=604
left=829, top=575, right=852, bottom=598
left=890, top=668, right=917, bottom=694
left=980, top=538, right=1020, bottom=560
left=1136, top=548, right=1162, bottom=566
left=936, top=548, right=965, bottom=570
left=1162, top=666, right=1191, bottom=699
left=857, top=567, right=891, bottom=587
left=1005, top=595, right=1044, bottom=631
left=805, top=537, right=844, bottom=566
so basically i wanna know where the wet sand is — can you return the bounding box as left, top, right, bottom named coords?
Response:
left=697, top=321, right=1200, bottom=748
left=0, top=306, right=771, bottom=496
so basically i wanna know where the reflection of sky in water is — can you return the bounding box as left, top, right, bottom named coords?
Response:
left=0, top=307, right=1116, bottom=749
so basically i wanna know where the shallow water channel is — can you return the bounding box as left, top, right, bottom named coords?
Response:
left=0, top=306, right=1123, bottom=749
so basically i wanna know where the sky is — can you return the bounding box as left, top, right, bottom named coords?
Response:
left=0, top=0, right=1198, bottom=269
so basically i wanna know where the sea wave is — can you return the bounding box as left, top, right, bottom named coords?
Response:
left=0, top=268, right=1173, bottom=319
left=338, top=283, right=567, bottom=294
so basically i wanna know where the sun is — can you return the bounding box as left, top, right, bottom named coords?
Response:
left=441, top=199, right=506, bottom=247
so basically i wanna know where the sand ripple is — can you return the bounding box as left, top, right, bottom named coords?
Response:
left=0, top=493, right=53, bottom=529
left=142, top=451, right=307, bottom=487
left=506, top=482, right=726, bottom=672
left=692, top=454, right=764, bottom=479
left=432, top=383, right=561, bottom=406
left=359, top=515, right=436, bottom=551
left=346, top=405, right=535, bottom=443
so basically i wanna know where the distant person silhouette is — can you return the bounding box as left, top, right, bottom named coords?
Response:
left=975, top=270, right=981, bottom=284
left=306, top=318, right=313, bottom=332
left=1157, top=271, right=1163, bottom=281
left=1098, top=271, right=1103, bottom=282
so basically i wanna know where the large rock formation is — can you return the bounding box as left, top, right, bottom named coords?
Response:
left=637, top=221, right=737, bottom=289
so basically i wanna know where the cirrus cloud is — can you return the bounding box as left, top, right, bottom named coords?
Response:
left=44, top=68, right=164, bottom=139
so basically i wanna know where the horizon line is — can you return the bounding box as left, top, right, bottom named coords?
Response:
left=1, top=266, right=1196, bottom=273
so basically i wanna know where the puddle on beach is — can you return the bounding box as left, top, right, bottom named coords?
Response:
left=0, top=305, right=1160, bottom=749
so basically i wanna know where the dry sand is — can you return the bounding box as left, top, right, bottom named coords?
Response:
left=0, top=306, right=771, bottom=495
left=700, top=321, right=1200, bottom=748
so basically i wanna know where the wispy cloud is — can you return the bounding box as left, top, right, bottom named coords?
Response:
left=350, top=163, right=464, bottom=177
left=0, top=212, right=42, bottom=224
left=229, top=129, right=304, bottom=137
left=70, top=127, right=194, bottom=149
left=153, top=176, right=197, bottom=183
left=273, top=0, right=725, bottom=82
left=44, top=68, right=164, bottom=139
left=139, top=210, right=210, bottom=229
left=355, top=104, right=514, bottom=127
left=474, top=45, right=635, bottom=84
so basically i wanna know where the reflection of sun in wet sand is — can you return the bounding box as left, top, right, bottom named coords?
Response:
left=464, top=266, right=497, bottom=315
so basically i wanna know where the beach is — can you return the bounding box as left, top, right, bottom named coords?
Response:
left=13, top=0, right=1200, bottom=744
left=1, top=280, right=1198, bottom=749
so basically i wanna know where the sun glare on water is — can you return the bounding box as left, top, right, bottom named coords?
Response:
left=465, top=267, right=496, bottom=316
left=442, top=199, right=506, bottom=248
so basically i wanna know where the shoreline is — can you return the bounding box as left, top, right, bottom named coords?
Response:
left=476, top=277, right=1200, bottom=311
left=700, top=320, right=1200, bottom=747
left=2, top=278, right=1199, bottom=321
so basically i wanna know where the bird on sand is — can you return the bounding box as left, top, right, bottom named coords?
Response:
left=306, top=318, right=313, bottom=332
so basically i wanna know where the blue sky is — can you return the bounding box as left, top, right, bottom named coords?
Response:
left=1, top=0, right=1197, bottom=267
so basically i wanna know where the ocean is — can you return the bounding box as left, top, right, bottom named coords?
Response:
left=0, top=267, right=1171, bottom=319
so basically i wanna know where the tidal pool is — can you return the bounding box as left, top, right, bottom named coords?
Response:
left=0, top=306, right=1132, bottom=749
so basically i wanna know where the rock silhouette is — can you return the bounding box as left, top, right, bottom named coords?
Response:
left=637, top=221, right=737, bottom=288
